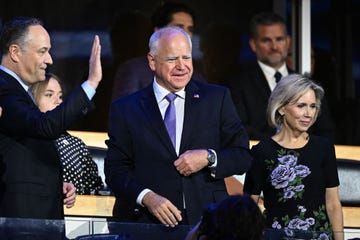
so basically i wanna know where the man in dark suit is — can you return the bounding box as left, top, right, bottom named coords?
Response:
left=226, top=12, right=335, bottom=141
left=0, top=17, right=102, bottom=219
left=104, top=26, right=252, bottom=226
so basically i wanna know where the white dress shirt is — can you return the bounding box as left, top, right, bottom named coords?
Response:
left=257, top=61, right=288, bottom=91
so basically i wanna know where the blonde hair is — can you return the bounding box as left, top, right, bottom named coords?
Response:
left=29, top=73, right=63, bottom=105
left=267, top=74, right=324, bottom=128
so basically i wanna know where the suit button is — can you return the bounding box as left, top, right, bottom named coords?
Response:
left=134, top=208, right=140, bottom=215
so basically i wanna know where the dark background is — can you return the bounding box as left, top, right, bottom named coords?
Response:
left=0, top=0, right=359, bottom=145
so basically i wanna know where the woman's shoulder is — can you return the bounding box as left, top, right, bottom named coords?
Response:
left=308, top=135, right=333, bottom=148
left=253, top=137, right=274, bottom=147
left=251, top=137, right=276, bottom=154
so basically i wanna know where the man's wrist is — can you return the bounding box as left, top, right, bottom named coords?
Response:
left=137, top=189, right=152, bottom=206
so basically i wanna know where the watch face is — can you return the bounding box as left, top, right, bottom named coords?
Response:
left=208, top=150, right=215, bottom=165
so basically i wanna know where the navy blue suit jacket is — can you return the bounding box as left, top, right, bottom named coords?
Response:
left=105, top=80, right=252, bottom=225
left=0, top=69, right=94, bottom=219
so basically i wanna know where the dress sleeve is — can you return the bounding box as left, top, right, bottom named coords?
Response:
left=324, top=141, right=340, bottom=188
left=77, top=137, right=104, bottom=193
left=243, top=143, right=266, bottom=195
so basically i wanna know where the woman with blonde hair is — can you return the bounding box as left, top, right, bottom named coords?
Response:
left=244, top=74, right=343, bottom=239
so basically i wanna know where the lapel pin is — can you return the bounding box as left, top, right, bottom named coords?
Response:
left=193, top=94, right=200, bottom=98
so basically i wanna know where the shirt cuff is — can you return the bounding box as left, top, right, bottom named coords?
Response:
left=81, top=81, right=96, bottom=100
left=136, top=188, right=152, bottom=206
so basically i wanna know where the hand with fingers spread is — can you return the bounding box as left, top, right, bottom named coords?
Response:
left=142, top=191, right=182, bottom=227
left=174, top=149, right=208, bottom=176
left=86, top=35, right=102, bottom=90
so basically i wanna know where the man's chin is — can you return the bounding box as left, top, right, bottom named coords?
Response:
left=38, top=74, right=46, bottom=81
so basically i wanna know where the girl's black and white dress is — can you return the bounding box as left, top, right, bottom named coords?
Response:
left=55, top=133, right=104, bottom=194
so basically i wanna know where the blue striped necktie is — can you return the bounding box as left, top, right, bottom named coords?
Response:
left=164, top=93, right=177, bottom=148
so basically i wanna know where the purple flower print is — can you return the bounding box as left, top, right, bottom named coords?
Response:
left=284, top=189, right=295, bottom=199
left=278, top=154, right=297, bottom=166
left=284, top=228, right=294, bottom=237
left=295, top=165, right=311, bottom=178
left=271, top=164, right=296, bottom=189
left=298, top=205, right=307, bottom=213
left=318, top=233, right=330, bottom=240
left=272, top=221, right=282, bottom=229
left=293, top=184, right=304, bottom=192
left=288, top=218, right=310, bottom=231
left=305, top=217, right=315, bottom=225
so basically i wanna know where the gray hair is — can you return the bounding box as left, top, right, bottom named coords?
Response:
left=267, top=74, right=324, bottom=128
left=148, top=26, right=192, bottom=56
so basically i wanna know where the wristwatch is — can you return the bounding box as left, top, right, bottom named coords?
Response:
left=207, top=149, right=216, bottom=166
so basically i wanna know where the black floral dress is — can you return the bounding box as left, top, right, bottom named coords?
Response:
left=55, top=133, right=104, bottom=194
left=244, top=136, right=339, bottom=240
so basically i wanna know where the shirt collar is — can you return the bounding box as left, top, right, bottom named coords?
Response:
left=258, top=61, right=288, bottom=77
left=153, top=77, right=186, bottom=104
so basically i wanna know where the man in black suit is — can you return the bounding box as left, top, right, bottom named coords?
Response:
left=0, top=17, right=102, bottom=219
left=104, top=26, right=252, bottom=226
left=226, top=12, right=335, bottom=141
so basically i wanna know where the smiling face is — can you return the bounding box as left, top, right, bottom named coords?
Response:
left=15, top=25, right=53, bottom=85
left=148, top=31, right=193, bottom=92
left=280, top=89, right=318, bottom=134
left=249, top=23, right=290, bottom=69
left=37, top=77, right=63, bottom=112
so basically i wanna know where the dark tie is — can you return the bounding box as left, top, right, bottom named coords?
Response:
left=274, top=71, right=282, bottom=83
left=164, top=93, right=177, bottom=148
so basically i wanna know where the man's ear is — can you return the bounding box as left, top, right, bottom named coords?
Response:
left=147, top=53, right=156, bottom=71
left=9, top=44, right=21, bottom=63
left=249, top=38, right=256, bottom=52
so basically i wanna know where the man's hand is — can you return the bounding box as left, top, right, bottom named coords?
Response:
left=63, top=182, right=76, bottom=208
left=174, top=149, right=208, bottom=176
left=86, top=35, right=102, bottom=90
left=142, top=191, right=182, bottom=227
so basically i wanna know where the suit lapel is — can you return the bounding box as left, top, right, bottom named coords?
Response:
left=253, top=63, right=272, bottom=97
left=0, top=70, right=37, bottom=106
left=139, top=85, right=176, bottom=154
left=180, top=81, right=200, bottom=153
